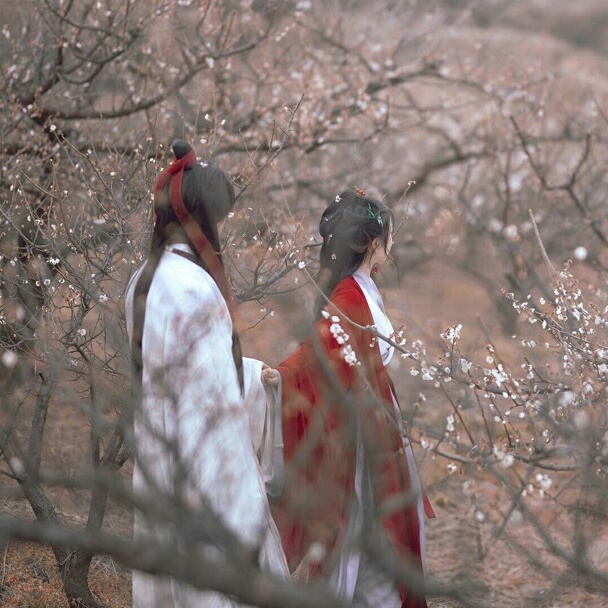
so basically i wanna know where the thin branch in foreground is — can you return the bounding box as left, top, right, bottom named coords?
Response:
left=0, top=516, right=347, bottom=608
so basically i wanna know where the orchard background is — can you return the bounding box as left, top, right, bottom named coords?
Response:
left=1, top=1, right=608, bottom=606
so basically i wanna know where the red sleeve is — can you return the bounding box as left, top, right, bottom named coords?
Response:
left=277, top=280, right=370, bottom=460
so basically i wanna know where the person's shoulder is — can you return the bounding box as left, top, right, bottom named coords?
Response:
left=331, top=275, right=366, bottom=304
left=328, top=275, right=370, bottom=325
left=155, top=252, right=222, bottom=306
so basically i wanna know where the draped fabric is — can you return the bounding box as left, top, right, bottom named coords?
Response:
left=153, top=148, right=244, bottom=392
left=125, top=245, right=287, bottom=608
left=273, top=275, right=432, bottom=608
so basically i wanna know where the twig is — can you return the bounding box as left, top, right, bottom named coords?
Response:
left=528, top=209, right=559, bottom=280
left=235, top=94, right=304, bottom=201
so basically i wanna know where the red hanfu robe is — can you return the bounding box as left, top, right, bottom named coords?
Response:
left=274, top=275, right=433, bottom=608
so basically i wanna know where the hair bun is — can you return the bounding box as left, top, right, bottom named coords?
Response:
left=172, top=139, right=192, bottom=160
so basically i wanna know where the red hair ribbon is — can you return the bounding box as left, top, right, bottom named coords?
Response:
left=355, top=187, right=365, bottom=197
left=154, top=150, right=242, bottom=329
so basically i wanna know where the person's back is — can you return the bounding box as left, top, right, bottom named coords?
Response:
left=262, top=190, right=430, bottom=608
left=126, top=141, right=287, bottom=607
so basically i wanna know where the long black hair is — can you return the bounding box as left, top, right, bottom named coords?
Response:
left=314, top=189, right=393, bottom=318
left=131, top=140, right=240, bottom=389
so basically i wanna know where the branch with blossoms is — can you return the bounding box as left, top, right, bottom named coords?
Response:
left=292, top=231, right=608, bottom=528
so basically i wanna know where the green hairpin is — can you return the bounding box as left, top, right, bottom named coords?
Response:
left=367, top=203, right=383, bottom=226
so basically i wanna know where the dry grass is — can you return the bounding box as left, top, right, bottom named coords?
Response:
left=0, top=542, right=130, bottom=608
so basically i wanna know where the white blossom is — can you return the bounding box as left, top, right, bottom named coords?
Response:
left=460, top=358, right=472, bottom=373
left=536, top=473, right=553, bottom=492
left=501, top=454, right=514, bottom=468
left=342, top=344, right=358, bottom=366
left=502, top=224, right=519, bottom=241
left=327, top=316, right=358, bottom=366
left=9, top=457, right=25, bottom=477
left=441, top=324, right=462, bottom=344
left=2, top=350, right=18, bottom=369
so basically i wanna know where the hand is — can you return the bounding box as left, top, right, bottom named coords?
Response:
left=261, top=364, right=279, bottom=386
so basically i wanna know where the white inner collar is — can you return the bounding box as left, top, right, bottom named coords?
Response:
left=352, top=270, right=394, bottom=366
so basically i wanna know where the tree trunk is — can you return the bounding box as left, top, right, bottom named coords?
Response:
left=1, top=412, right=106, bottom=608
left=60, top=551, right=105, bottom=608
left=16, top=470, right=106, bottom=607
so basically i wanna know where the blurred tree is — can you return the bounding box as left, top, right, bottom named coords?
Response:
left=1, top=0, right=608, bottom=606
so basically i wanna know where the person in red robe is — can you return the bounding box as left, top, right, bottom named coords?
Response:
left=262, top=189, right=434, bottom=607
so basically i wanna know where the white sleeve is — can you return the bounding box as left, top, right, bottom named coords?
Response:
left=241, top=357, right=284, bottom=497
left=242, top=357, right=266, bottom=454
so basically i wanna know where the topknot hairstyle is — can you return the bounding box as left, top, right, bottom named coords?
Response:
left=131, top=140, right=242, bottom=394
left=153, top=140, right=235, bottom=235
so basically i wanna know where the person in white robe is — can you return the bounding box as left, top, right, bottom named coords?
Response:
left=125, top=140, right=287, bottom=608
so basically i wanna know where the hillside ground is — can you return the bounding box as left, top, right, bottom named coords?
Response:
left=1, top=263, right=607, bottom=607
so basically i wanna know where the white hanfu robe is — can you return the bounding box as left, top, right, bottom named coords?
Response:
left=125, top=244, right=287, bottom=608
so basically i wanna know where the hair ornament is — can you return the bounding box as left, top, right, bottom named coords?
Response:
left=366, top=202, right=383, bottom=226
left=355, top=187, right=365, bottom=197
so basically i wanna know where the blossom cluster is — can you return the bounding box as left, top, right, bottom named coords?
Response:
left=399, top=260, right=608, bottom=535
left=322, top=310, right=358, bottom=366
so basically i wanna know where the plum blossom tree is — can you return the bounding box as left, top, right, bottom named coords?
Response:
left=1, top=0, right=608, bottom=606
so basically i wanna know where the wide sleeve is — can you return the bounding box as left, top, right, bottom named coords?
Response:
left=277, top=282, right=370, bottom=460
left=163, top=289, right=268, bottom=550
left=241, top=357, right=266, bottom=454
left=271, top=280, right=373, bottom=568
left=241, top=357, right=284, bottom=497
